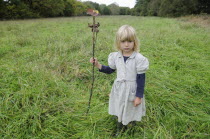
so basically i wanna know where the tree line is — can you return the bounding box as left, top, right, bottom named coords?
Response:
left=133, top=0, right=210, bottom=17
left=0, top=0, right=130, bottom=19
left=0, top=0, right=209, bottom=19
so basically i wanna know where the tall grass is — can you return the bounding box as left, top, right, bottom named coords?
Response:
left=0, top=16, right=210, bottom=138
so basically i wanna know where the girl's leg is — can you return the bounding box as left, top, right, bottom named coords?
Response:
left=127, top=121, right=136, bottom=136
left=115, top=122, right=127, bottom=137
left=112, top=116, right=127, bottom=137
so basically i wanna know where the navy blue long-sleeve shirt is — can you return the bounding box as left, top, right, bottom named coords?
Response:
left=99, top=56, right=146, bottom=98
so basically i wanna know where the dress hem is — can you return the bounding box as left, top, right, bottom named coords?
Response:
left=108, top=113, right=146, bottom=125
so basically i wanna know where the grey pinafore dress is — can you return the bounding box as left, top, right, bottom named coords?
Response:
left=108, top=51, right=149, bottom=125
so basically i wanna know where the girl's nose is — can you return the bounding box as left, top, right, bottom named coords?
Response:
left=125, top=41, right=128, bottom=46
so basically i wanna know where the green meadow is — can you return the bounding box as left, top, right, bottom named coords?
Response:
left=0, top=16, right=210, bottom=138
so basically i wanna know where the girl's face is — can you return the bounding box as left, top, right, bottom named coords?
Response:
left=120, top=40, right=134, bottom=55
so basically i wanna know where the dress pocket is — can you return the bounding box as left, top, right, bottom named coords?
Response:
left=128, top=91, right=136, bottom=101
left=128, top=84, right=136, bottom=101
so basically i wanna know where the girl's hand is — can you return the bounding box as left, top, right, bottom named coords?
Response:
left=90, top=57, right=102, bottom=69
left=133, top=97, right=142, bottom=107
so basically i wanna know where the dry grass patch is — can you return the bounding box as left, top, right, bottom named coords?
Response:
left=178, top=15, right=210, bottom=28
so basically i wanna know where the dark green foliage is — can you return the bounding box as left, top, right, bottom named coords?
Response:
left=108, top=3, right=120, bottom=15
left=63, top=0, right=75, bottom=16
left=32, top=0, right=65, bottom=17
left=98, top=4, right=112, bottom=15
left=135, top=0, right=151, bottom=16
left=196, top=0, right=210, bottom=14
left=0, top=0, right=131, bottom=19
left=103, top=6, right=111, bottom=15
left=0, top=0, right=210, bottom=19
left=147, top=0, right=160, bottom=16
left=0, top=0, right=88, bottom=19
left=119, top=7, right=131, bottom=15
left=73, top=1, right=87, bottom=16
left=133, top=0, right=210, bottom=17
left=0, top=0, right=39, bottom=19
left=0, top=0, right=130, bottom=19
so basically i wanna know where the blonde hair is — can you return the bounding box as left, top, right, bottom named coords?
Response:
left=115, top=25, right=139, bottom=52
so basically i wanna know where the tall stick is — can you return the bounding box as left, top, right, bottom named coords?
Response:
left=87, top=16, right=96, bottom=114
left=86, top=9, right=100, bottom=114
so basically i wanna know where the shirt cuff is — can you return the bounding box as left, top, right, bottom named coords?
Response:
left=99, top=65, right=106, bottom=72
left=99, top=65, right=115, bottom=74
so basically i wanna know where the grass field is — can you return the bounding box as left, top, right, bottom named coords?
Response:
left=0, top=16, right=210, bottom=138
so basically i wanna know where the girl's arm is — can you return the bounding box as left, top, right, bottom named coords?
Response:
left=90, top=57, right=102, bottom=69
left=99, top=65, right=115, bottom=74
left=133, top=73, right=145, bottom=107
left=90, top=57, right=115, bottom=74
left=136, top=73, right=145, bottom=98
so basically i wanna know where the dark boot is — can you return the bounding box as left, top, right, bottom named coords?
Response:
left=114, top=122, right=127, bottom=137
left=127, top=121, right=136, bottom=136
left=116, top=122, right=123, bottom=136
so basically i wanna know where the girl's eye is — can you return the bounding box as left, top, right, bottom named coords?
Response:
left=121, top=40, right=133, bottom=43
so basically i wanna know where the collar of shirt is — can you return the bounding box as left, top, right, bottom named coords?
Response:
left=118, top=51, right=137, bottom=59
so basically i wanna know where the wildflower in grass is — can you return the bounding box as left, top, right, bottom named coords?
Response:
left=87, top=9, right=99, bottom=16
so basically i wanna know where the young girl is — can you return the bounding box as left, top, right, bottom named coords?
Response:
left=90, top=25, right=149, bottom=135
